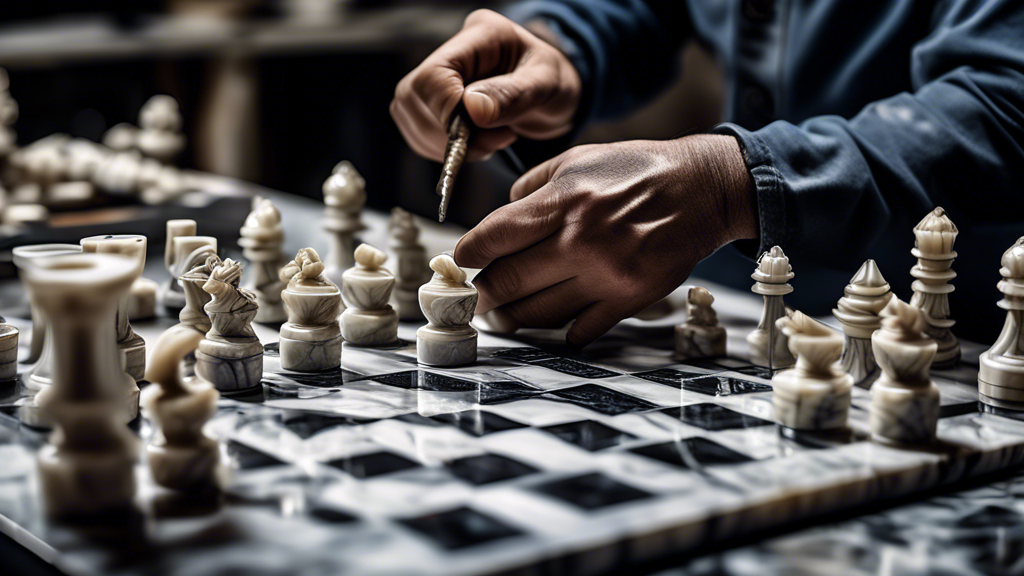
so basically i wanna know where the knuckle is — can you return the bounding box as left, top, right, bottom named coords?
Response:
left=484, top=262, right=522, bottom=301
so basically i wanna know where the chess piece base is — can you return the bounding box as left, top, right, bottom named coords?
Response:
left=772, top=374, right=852, bottom=430
left=279, top=327, right=343, bottom=372
left=38, top=444, right=137, bottom=520
left=195, top=344, right=263, bottom=392
left=870, top=380, right=940, bottom=446
left=342, top=307, right=399, bottom=346
left=121, top=334, right=146, bottom=382
left=417, top=324, right=477, bottom=367
left=0, top=325, right=18, bottom=382
left=674, top=325, right=725, bottom=360
left=148, top=439, right=225, bottom=493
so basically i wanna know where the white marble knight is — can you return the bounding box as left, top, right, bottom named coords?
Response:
left=321, top=161, right=367, bottom=296
left=239, top=197, right=288, bottom=324
left=910, top=207, right=960, bottom=367
left=136, top=94, right=185, bottom=163
left=388, top=207, right=430, bottom=322
left=833, top=259, right=893, bottom=388
left=747, top=246, right=796, bottom=369
left=417, top=254, right=478, bottom=367
left=978, top=237, right=1024, bottom=410
left=870, top=297, right=941, bottom=446
left=279, top=248, right=343, bottom=371
left=675, top=286, right=726, bottom=359
left=195, top=258, right=264, bottom=392
left=341, top=244, right=399, bottom=346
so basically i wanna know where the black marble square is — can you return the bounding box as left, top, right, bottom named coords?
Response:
left=309, top=506, right=358, bottom=524
left=660, top=404, right=772, bottom=431
left=282, top=412, right=373, bottom=439
left=630, top=438, right=754, bottom=468
left=632, top=368, right=711, bottom=386
left=367, top=371, right=477, bottom=392
left=730, top=365, right=776, bottom=379
left=228, top=441, right=287, bottom=470
left=492, top=347, right=558, bottom=362
left=533, top=357, right=618, bottom=379
left=367, top=371, right=419, bottom=389
left=940, top=402, right=979, bottom=418
left=545, top=384, right=658, bottom=415
left=432, top=410, right=528, bottom=436
left=325, top=451, right=421, bottom=478
left=398, top=506, right=523, bottom=550
left=541, top=420, right=636, bottom=451
left=679, top=375, right=772, bottom=396
left=276, top=368, right=362, bottom=388
left=478, top=381, right=543, bottom=405
left=531, top=473, right=653, bottom=511
left=448, top=453, right=539, bottom=485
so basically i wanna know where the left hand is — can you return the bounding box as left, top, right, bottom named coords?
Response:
left=454, top=135, right=758, bottom=348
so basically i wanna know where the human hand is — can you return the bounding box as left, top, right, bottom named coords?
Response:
left=454, top=135, right=757, bottom=347
left=390, top=9, right=582, bottom=162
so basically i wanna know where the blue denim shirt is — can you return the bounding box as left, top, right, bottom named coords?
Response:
left=505, top=0, right=1024, bottom=340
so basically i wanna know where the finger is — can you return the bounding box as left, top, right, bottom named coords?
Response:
left=494, top=277, right=588, bottom=330
left=509, top=150, right=569, bottom=201
left=566, top=301, right=631, bottom=348
left=454, top=185, right=564, bottom=269
left=463, top=50, right=562, bottom=128
left=466, top=128, right=519, bottom=162
left=472, top=235, right=574, bottom=314
left=390, top=98, right=446, bottom=161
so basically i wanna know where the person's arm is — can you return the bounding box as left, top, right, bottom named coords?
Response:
left=715, top=0, right=1024, bottom=265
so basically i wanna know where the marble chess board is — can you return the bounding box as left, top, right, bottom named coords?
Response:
left=1, top=313, right=1024, bottom=576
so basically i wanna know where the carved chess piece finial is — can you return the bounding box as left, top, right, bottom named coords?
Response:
left=136, top=94, right=185, bottom=163
left=870, top=298, right=941, bottom=446
left=195, top=258, right=264, bottom=392
left=747, top=246, right=796, bottom=369
left=25, top=253, right=140, bottom=520
left=322, top=161, right=367, bottom=299
left=141, top=326, right=226, bottom=494
left=417, top=254, right=477, bottom=366
left=341, top=244, right=399, bottom=346
left=388, top=207, right=430, bottom=322
left=279, top=248, right=343, bottom=371
left=674, top=286, right=726, bottom=359
left=0, top=68, right=18, bottom=159
left=772, top=312, right=852, bottom=431
left=979, top=238, right=1024, bottom=410
left=239, top=197, right=288, bottom=324
left=833, top=260, right=893, bottom=388
left=910, top=207, right=960, bottom=368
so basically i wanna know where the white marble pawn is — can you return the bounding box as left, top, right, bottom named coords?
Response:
left=141, top=326, right=225, bottom=493
left=772, top=312, right=853, bottom=431
left=0, top=68, right=18, bottom=159
left=417, top=254, right=478, bottom=367
left=747, top=246, right=796, bottom=369
left=81, top=235, right=148, bottom=382
left=239, top=197, right=288, bottom=324
left=341, top=244, right=399, bottom=346
left=136, top=95, right=185, bottom=163
left=195, top=259, right=264, bottom=392
left=833, top=260, right=893, bottom=388
left=25, top=253, right=140, bottom=520
left=674, top=286, right=726, bottom=359
left=870, top=298, right=941, bottom=446
left=279, top=248, right=343, bottom=371
left=910, top=207, right=960, bottom=368
left=321, top=161, right=367, bottom=298
left=979, top=238, right=1024, bottom=410
left=388, top=207, right=430, bottom=322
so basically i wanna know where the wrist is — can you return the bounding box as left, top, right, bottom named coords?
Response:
left=687, top=135, right=758, bottom=244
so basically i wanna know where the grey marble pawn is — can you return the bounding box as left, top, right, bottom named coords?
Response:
left=747, top=246, right=796, bottom=369
left=195, top=259, right=264, bottom=393
left=341, top=244, right=398, bottom=346
left=675, top=286, right=726, bottom=359
left=388, top=207, right=430, bottom=322
left=239, top=197, right=288, bottom=324
left=979, top=238, right=1024, bottom=410
left=772, top=312, right=853, bottom=431
left=279, top=248, right=342, bottom=371
left=417, top=255, right=477, bottom=367
left=833, top=260, right=893, bottom=388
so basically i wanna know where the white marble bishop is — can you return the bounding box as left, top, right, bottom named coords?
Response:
left=279, top=248, right=343, bottom=371
left=910, top=207, right=960, bottom=368
left=772, top=312, right=853, bottom=431
left=417, top=254, right=477, bottom=367
left=833, top=259, right=893, bottom=388
left=341, top=244, right=398, bottom=346
left=747, top=246, right=796, bottom=369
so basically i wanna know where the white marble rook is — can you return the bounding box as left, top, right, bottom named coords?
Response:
left=747, top=246, right=796, bottom=369
left=239, top=197, right=287, bottom=324
left=910, top=207, right=960, bottom=368
left=195, top=259, right=264, bottom=392
left=388, top=207, right=429, bottom=322
left=279, top=248, right=342, bottom=371
left=341, top=244, right=398, bottom=346
left=675, top=286, right=726, bottom=359
left=979, top=237, right=1024, bottom=410
left=417, top=254, right=477, bottom=367
left=12, top=243, right=82, bottom=367
left=833, top=260, right=893, bottom=388
left=772, top=312, right=853, bottom=431
left=322, top=161, right=367, bottom=299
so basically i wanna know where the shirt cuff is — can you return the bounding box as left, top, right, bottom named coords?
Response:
left=711, top=122, right=787, bottom=260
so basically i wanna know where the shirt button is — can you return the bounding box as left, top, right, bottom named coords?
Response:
left=743, top=0, right=775, bottom=21
left=741, top=86, right=773, bottom=117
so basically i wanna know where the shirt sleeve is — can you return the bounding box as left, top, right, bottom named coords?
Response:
left=714, top=0, right=1024, bottom=264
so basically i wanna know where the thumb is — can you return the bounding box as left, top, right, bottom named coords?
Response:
left=463, top=52, right=561, bottom=128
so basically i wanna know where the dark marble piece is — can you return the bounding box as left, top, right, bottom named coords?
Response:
left=398, top=507, right=524, bottom=550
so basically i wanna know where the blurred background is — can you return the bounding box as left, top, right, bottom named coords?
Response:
left=0, top=0, right=725, bottom=227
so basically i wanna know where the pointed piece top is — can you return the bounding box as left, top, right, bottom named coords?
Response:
left=850, top=259, right=888, bottom=288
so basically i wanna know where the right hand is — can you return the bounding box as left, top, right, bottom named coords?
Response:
left=390, top=9, right=582, bottom=162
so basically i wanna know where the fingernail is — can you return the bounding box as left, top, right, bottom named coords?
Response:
left=464, top=91, right=496, bottom=124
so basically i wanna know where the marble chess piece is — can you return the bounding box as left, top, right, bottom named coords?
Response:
left=675, top=286, right=726, bottom=359
left=341, top=244, right=399, bottom=346
left=979, top=237, right=1024, bottom=410
left=833, top=260, right=893, bottom=388
left=102, top=122, right=139, bottom=152
left=127, top=277, right=158, bottom=321
left=141, top=326, right=226, bottom=493
left=24, top=253, right=140, bottom=520
left=417, top=254, right=478, bottom=367
left=81, top=235, right=148, bottom=382
left=136, top=95, right=185, bottom=163
left=388, top=207, right=430, bottom=322
left=12, top=244, right=82, bottom=367
left=239, top=197, right=288, bottom=324
left=910, top=207, right=960, bottom=368
left=160, top=219, right=217, bottom=314
left=772, top=312, right=853, bottom=431
left=0, top=68, right=18, bottom=158
left=195, top=259, right=263, bottom=392
left=870, top=298, right=941, bottom=446
left=747, top=246, right=796, bottom=369
left=279, top=248, right=343, bottom=371
left=0, top=322, right=17, bottom=383
left=322, top=161, right=367, bottom=296
left=176, top=250, right=222, bottom=376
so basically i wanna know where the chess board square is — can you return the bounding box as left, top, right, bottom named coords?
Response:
left=533, top=357, right=618, bottom=379
left=281, top=412, right=374, bottom=439
left=367, top=371, right=419, bottom=389
left=492, top=347, right=558, bottom=362
left=367, top=371, right=477, bottom=392
left=730, top=365, right=776, bottom=379
left=432, top=410, right=528, bottom=436
left=325, top=451, right=422, bottom=478
left=632, top=368, right=711, bottom=386
left=448, top=453, right=539, bottom=485
left=309, top=506, right=358, bottom=524
left=398, top=506, right=523, bottom=550
left=478, top=381, right=543, bottom=405
left=680, top=375, right=772, bottom=396
left=629, top=438, right=754, bottom=468
left=660, top=404, right=772, bottom=431
left=940, top=402, right=979, bottom=418
left=228, top=441, right=287, bottom=470
left=264, top=342, right=280, bottom=357
left=541, top=420, right=636, bottom=451
left=531, top=472, right=653, bottom=511
left=275, top=368, right=362, bottom=388
left=545, top=384, right=658, bottom=415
